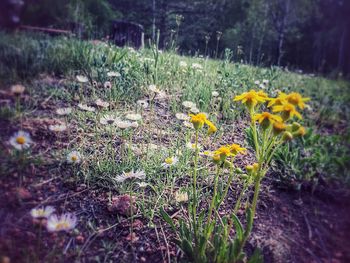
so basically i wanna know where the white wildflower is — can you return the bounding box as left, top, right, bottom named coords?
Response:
left=114, top=170, right=146, bottom=183
left=11, top=84, right=25, bottom=95
left=9, top=130, right=32, bottom=151
left=47, top=213, right=77, bottom=232
left=95, top=99, right=109, bottom=109
left=76, top=75, right=89, bottom=83
left=182, top=101, right=196, bottom=109
left=56, top=107, right=72, bottom=116
left=49, top=123, right=67, bottom=132
left=100, top=114, right=119, bottom=125
left=30, top=206, right=55, bottom=219
left=175, top=191, right=188, bottom=203
left=137, top=99, right=149, bottom=109
left=107, top=71, right=121, bottom=78
left=66, top=151, right=82, bottom=164
left=175, top=113, right=190, bottom=121
left=162, top=156, right=178, bottom=168
left=125, top=113, right=142, bottom=121
left=78, top=103, right=95, bottom=112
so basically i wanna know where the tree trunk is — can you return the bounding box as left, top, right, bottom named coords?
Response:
left=152, top=0, right=156, bottom=41
left=337, top=25, right=347, bottom=72
left=277, top=0, right=290, bottom=66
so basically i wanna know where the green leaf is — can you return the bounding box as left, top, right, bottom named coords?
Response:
left=248, top=248, right=264, bottom=263
left=181, top=238, right=194, bottom=260
left=160, top=207, right=176, bottom=231
left=245, top=208, right=254, bottom=235
left=231, top=213, right=244, bottom=241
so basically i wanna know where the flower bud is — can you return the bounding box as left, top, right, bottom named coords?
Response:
left=293, top=126, right=306, bottom=137
left=273, top=122, right=286, bottom=136
left=282, top=131, right=293, bottom=142
left=212, top=154, right=221, bottom=165
left=246, top=165, right=254, bottom=174
left=291, top=122, right=301, bottom=132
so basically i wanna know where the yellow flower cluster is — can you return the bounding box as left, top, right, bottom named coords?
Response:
left=189, top=113, right=217, bottom=134
left=234, top=90, right=310, bottom=140
left=212, top=143, right=246, bottom=164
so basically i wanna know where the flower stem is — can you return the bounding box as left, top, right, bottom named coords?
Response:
left=192, top=129, right=199, bottom=246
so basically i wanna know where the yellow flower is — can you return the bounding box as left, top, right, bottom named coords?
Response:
left=233, top=90, right=268, bottom=109
left=253, top=112, right=283, bottom=129
left=213, top=145, right=235, bottom=163
left=246, top=163, right=259, bottom=175
left=272, top=122, right=287, bottom=136
left=286, top=92, right=310, bottom=109
left=272, top=103, right=302, bottom=120
left=212, top=154, right=221, bottom=164
left=229, top=144, right=247, bottom=155
left=189, top=113, right=217, bottom=134
left=207, top=121, right=217, bottom=135
left=267, top=92, right=288, bottom=107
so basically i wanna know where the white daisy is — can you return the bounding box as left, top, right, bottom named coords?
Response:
left=183, top=121, right=194, bottom=129
left=49, top=123, right=67, bottom=132
left=66, top=151, right=82, bottom=164
left=116, top=120, right=132, bottom=129
left=254, top=80, right=260, bottom=85
left=179, top=61, right=188, bottom=68
left=259, top=84, right=266, bottom=89
left=175, top=113, right=190, bottom=121
left=212, top=91, right=219, bottom=97
left=137, top=182, right=149, bottom=188
left=190, top=107, right=200, bottom=114
left=182, top=101, right=196, bottom=109
left=47, top=213, right=77, bottom=232
left=130, top=121, right=139, bottom=128
left=100, top=114, right=119, bottom=125
left=78, top=103, right=95, bottom=112
left=114, top=170, right=146, bottom=183
left=186, top=142, right=201, bottom=151
left=95, top=99, right=110, bottom=109
left=9, top=130, right=32, bottom=151
left=11, top=84, right=25, bottom=95
left=148, top=84, right=160, bottom=94
left=262, top=79, right=269, bottom=85
left=125, top=113, right=142, bottom=121
left=191, top=63, right=203, bottom=70
left=104, top=81, right=112, bottom=89
left=30, top=206, right=55, bottom=219
left=76, top=75, right=89, bottom=83
left=175, top=191, right=188, bottom=203
left=107, top=71, right=121, bottom=78
left=56, top=107, right=72, bottom=116
left=162, top=156, right=178, bottom=168
left=137, top=99, right=149, bottom=109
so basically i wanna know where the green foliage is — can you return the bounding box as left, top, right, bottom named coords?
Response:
left=272, top=129, right=350, bottom=189
left=22, top=0, right=119, bottom=38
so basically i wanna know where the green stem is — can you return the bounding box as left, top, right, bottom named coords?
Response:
left=251, top=176, right=262, bottom=217
left=234, top=180, right=248, bottom=213
left=206, top=166, right=220, bottom=227
left=192, top=129, right=199, bottom=246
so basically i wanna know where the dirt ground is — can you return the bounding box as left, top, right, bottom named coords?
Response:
left=0, top=83, right=349, bottom=263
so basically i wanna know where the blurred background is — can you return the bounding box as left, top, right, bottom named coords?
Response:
left=1, top=0, right=349, bottom=77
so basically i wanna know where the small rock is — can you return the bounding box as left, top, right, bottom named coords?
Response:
left=108, top=195, right=137, bottom=216
left=15, top=187, right=32, bottom=200
left=76, top=235, right=85, bottom=244
left=125, top=232, right=139, bottom=242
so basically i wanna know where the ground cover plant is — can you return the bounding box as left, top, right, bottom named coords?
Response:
left=0, top=32, right=350, bottom=263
